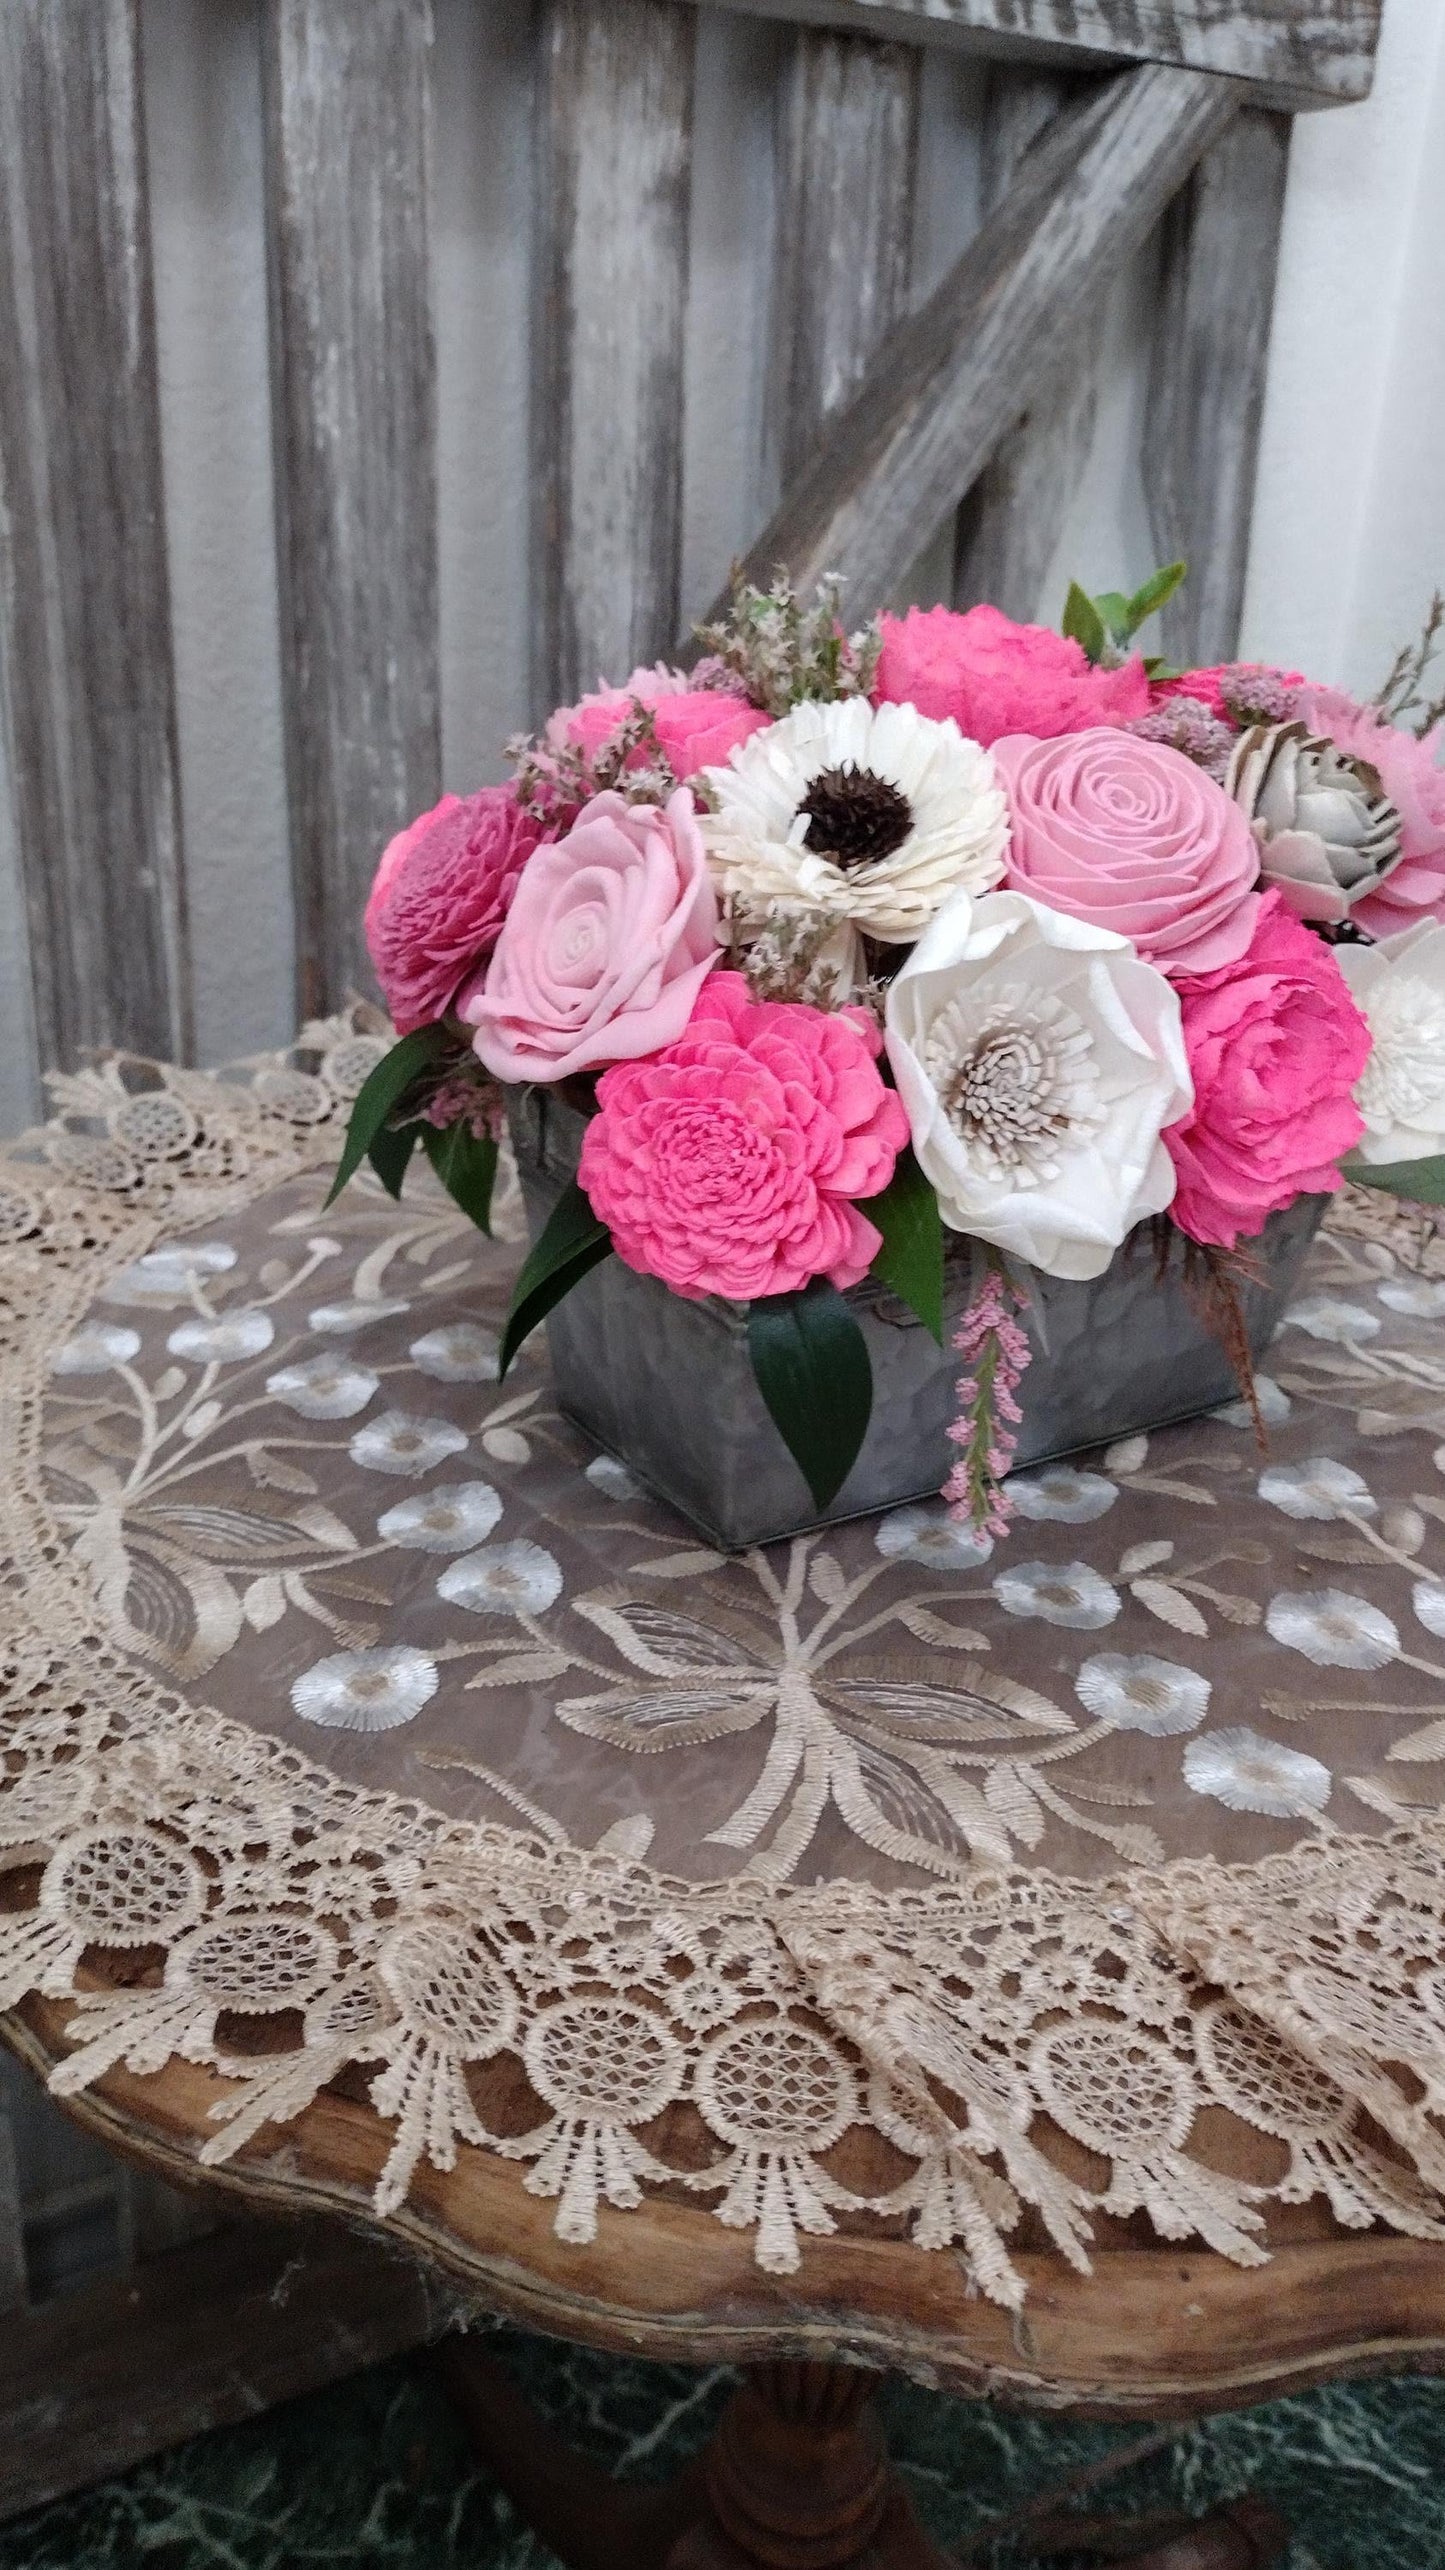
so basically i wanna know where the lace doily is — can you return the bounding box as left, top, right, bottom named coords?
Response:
left=4, top=1017, right=1445, bottom=2307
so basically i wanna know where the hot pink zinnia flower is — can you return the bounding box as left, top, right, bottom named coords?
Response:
left=1166, top=891, right=1370, bottom=1250
left=551, top=665, right=770, bottom=780
left=1293, top=685, right=1445, bottom=938
left=364, top=785, right=544, bottom=1034
left=873, top=604, right=1149, bottom=746
left=577, top=972, right=909, bottom=1303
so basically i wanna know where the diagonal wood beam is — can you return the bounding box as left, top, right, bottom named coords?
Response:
left=680, top=0, right=1380, bottom=112
left=701, top=63, right=1237, bottom=635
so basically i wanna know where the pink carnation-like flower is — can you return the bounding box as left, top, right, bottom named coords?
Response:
left=578, top=971, right=909, bottom=1302
left=995, top=727, right=1261, bottom=976
left=1152, top=664, right=1303, bottom=724
left=463, top=788, right=720, bottom=1083
left=873, top=604, right=1149, bottom=746
left=1294, top=685, right=1445, bottom=937
left=1165, top=890, right=1370, bottom=1250
left=364, top=786, right=544, bottom=1035
left=551, top=665, right=770, bottom=780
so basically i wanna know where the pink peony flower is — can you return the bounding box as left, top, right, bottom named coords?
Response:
left=577, top=971, right=909, bottom=1302
left=1294, top=685, right=1445, bottom=937
left=872, top=604, right=1149, bottom=746
left=995, top=728, right=1261, bottom=977
left=1165, top=890, right=1370, bottom=1250
left=364, top=786, right=544, bottom=1035
left=551, top=665, right=770, bottom=780
left=463, top=788, right=720, bottom=1083
left=1152, top=664, right=1303, bottom=724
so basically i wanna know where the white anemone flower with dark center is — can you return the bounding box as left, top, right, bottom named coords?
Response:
left=699, top=696, right=1008, bottom=954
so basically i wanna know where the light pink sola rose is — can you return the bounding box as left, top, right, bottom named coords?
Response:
left=1166, top=891, right=1370, bottom=1250
left=995, top=728, right=1261, bottom=977
left=463, top=788, right=720, bottom=1083
left=578, top=972, right=909, bottom=1302
left=1294, top=685, right=1445, bottom=938
left=364, top=785, right=543, bottom=1034
left=873, top=604, right=1149, bottom=747
left=551, top=665, right=770, bottom=780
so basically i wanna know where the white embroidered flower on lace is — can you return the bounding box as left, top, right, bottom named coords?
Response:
left=408, top=1323, right=501, bottom=1383
left=585, top=1453, right=643, bottom=1502
left=1257, top=1458, right=1377, bottom=1522
left=1283, top=1294, right=1381, bottom=1344
left=167, top=1310, right=275, bottom=1362
left=101, top=1241, right=237, bottom=1307
left=700, top=695, right=1008, bottom=952
left=1337, top=924, right=1445, bottom=1165
left=992, top=1558, right=1121, bottom=1629
left=290, top=1645, right=439, bottom=1732
left=378, top=1483, right=503, bottom=1552
left=1412, top=1581, right=1445, bottom=1638
left=50, top=1324, right=142, bottom=1375
left=874, top=1503, right=993, bottom=1568
left=437, top=1539, right=563, bottom=1616
left=1378, top=1277, right=1445, bottom=1318
left=1211, top=1375, right=1291, bottom=1429
left=1007, top=1466, right=1118, bottom=1524
left=885, top=890, right=1192, bottom=1280
left=1184, top=1725, right=1331, bottom=1820
left=1265, top=1586, right=1399, bottom=1669
left=1075, top=1653, right=1211, bottom=1735
left=307, top=1297, right=411, bottom=1334
left=266, top=1353, right=379, bottom=1420
left=349, top=1411, right=468, bottom=1477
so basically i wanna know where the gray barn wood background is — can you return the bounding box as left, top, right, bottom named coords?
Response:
left=1, top=0, right=1443, bottom=2473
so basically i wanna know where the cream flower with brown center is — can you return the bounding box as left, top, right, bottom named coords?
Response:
left=699, top=696, right=1008, bottom=949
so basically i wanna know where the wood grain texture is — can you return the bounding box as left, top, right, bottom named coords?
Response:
left=263, top=0, right=440, bottom=1021
left=533, top=0, right=696, bottom=714
left=682, top=0, right=1381, bottom=110
left=765, top=29, right=920, bottom=492
left=952, top=68, right=1099, bottom=622
left=9, top=1993, right=1445, bottom=2425
left=1144, top=106, right=1293, bottom=667
left=0, top=2214, right=446, bottom=2523
left=713, top=64, right=1237, bottom=632
left=0, top=0, right=190, bottom=1074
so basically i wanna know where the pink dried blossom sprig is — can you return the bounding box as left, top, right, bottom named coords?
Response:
left=943, top=1251, right=1033, bottom=1542
left=1217, top=667, right=1300, bottom=728
left=1127, top=697, right=1236, bottom=780
left=417, top=1068, right=505, bottom=1145
left=507, top=701, right=682, bottom=826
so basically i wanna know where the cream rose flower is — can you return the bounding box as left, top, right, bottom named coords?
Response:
left=884, top=888, right=1192, bottom=1280
left=699, top=696, right=1008, bottom=951
left=1336, top=921, right=1445, bottom=1165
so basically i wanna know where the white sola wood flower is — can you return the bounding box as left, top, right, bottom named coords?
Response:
left=699, top=696, right=1008, bottom=949
left=886, top=889, right=1192, bottom=1279
left=1336, top=923, right=1445, bottom=1165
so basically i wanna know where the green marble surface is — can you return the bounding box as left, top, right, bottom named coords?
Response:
left=3, top=2325, right=1443, bottom=2568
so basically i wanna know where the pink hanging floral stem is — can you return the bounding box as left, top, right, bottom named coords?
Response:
left=943, top=1250, right=1032, bottom=1541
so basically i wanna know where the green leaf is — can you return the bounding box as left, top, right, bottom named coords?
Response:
left=867, top=1150, right=944, bottom=1344
left=367, top=1122, right=419, bottom=1201
left=326, top=1024, right=450, bottom=1205
left=1126, top=559, right=1188, bottom=630
left=499, top=1178, right=612, bottom=1379
left=1093, top=590, right=1134, bottom=646
left=1343, top=1153, right=1445, bottom=1206
left=1142, top=656, right=1184, bottom=682
left=1061, top=581, right=1108, bottom=666
left=747, top=1280, right=874, bottom=1512
left=422, top=1120, right=499, bottom=1235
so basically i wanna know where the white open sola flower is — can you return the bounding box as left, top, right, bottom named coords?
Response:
left=885, top=888, right=1192, bottom=1279
left=1334, top=921, right=1445, bottom=1165
left=699, top=696, right=1008, bottom=948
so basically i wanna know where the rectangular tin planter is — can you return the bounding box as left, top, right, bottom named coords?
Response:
left=506, top=1087, right=1324, bottom=1552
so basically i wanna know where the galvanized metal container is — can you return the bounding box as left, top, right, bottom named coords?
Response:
left=506, top=1087, right=1325, bottom=1552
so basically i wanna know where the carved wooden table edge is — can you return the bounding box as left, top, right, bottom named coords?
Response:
left=6, top=1990, right=1445, bottom=2566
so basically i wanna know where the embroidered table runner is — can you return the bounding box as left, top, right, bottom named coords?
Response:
left=4, top=1016, right=1445, bottom=2305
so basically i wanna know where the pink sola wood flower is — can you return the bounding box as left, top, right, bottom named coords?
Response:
left=943, top=1256, right=1032, bottom=1541
left=577, top=971, right=908, bottom=1302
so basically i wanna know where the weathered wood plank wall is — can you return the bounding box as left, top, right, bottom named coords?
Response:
left=263, top=0, right=441, bottom=1022
left=0, top=0, right=190, bottom=1075
left=534, top=0, right=698, bottom=711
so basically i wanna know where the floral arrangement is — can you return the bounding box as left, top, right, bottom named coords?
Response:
left=334, top=572, right=1445, bottom=1534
